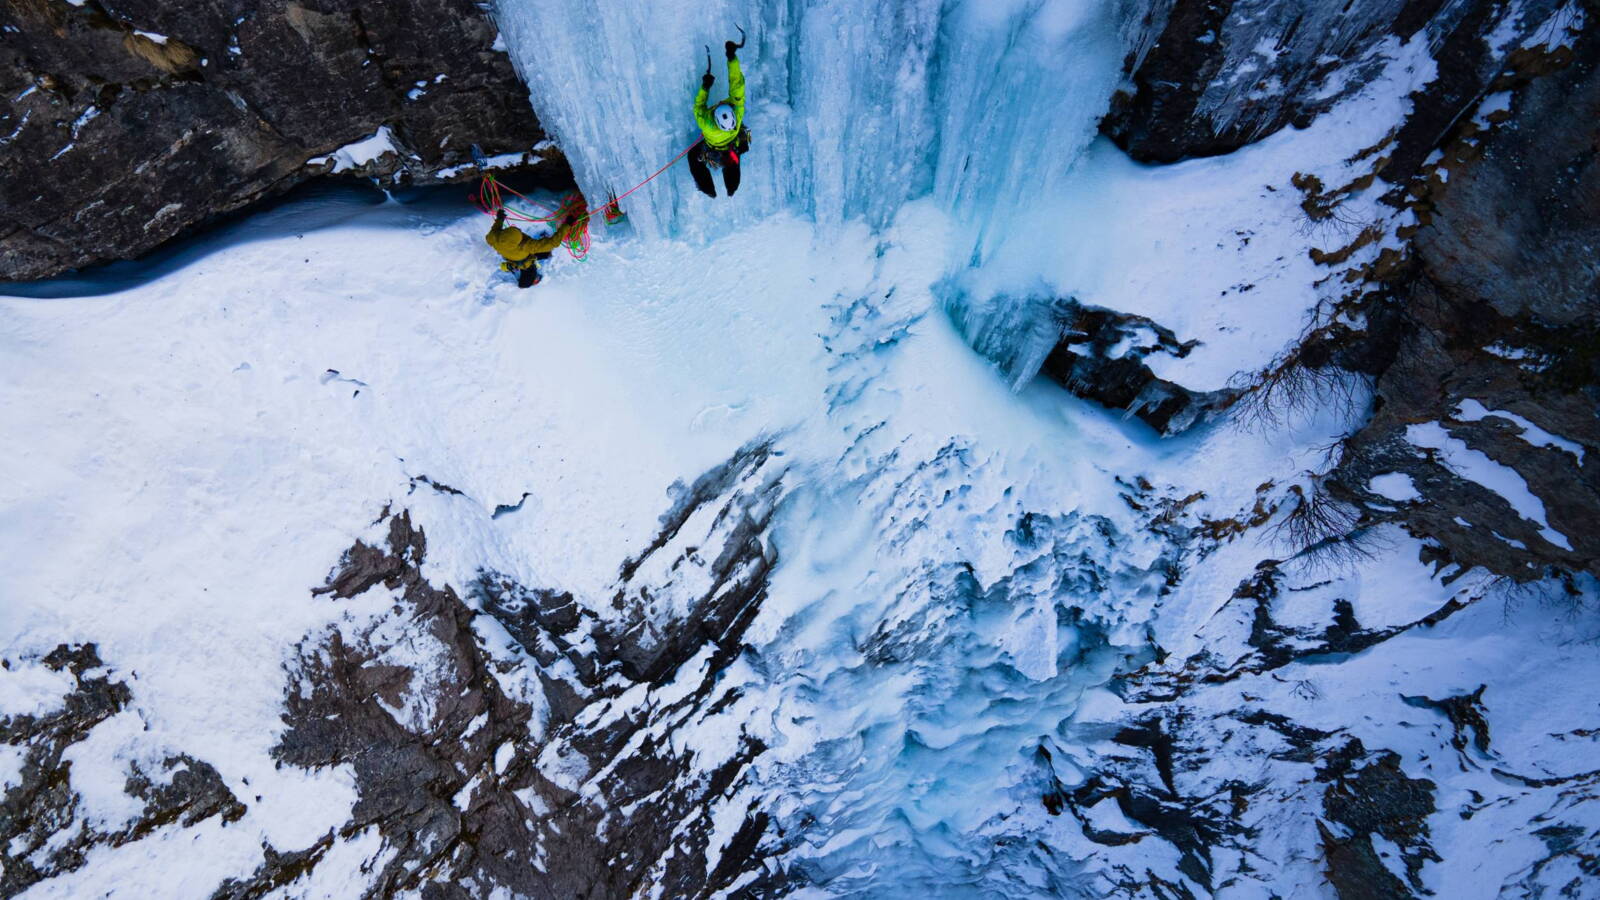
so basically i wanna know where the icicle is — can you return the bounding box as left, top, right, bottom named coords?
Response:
left=490, top=0, right=1141, bottom=248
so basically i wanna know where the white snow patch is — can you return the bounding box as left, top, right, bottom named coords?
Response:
left=1484, top=3, right=1528, bottom=55
left=315, top=125, right=400, bottom=173
left=1082, top=794, right=1143, bottom=834
left=1492, top=530, right=1528, bottom=550
left=1, top=109, right=30, bottom=145
left=1484, top=343, right=1534, bottom=360
left=453, top=773, right=482, bottom=811
left=1454, top=399, right=1585, bottom=462
left=513, top=785, right=550, bottom=817
left=702, top=793, right=753, bottom=877
left=263, top=824, right=391, bottom=898
left=0, top=744, right=25, bottom=790
left=58, top=711, right=150, bottom=832
left=0, top=657, right=75, bottom=719
left=434, top=150, right=530, bottom=179
left=1369, top=472, right=1421, bottom=502
left=1522, top=1, right=1587, bottom=50
left=1471, top=91, right=1513, bottom=128
left=1406, top=422, right=1573, bottom=551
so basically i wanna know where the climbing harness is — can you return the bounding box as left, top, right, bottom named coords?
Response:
left=471, top=141, right=700, bottom=261
left=603, top=192, right=627, bottom=225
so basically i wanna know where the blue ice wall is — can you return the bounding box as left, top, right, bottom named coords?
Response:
left=491, top=0, right=1138, bottom=250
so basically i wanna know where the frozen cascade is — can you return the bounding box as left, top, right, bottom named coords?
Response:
left=721, top=251, right=1177, bottom=893
left=491, top=0, right=1141, bottom=256
left=487, top=2, right=1174, bottom=891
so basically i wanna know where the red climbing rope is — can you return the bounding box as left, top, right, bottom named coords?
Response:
left=603, top=141, right=701, bottom=213
left=472, top=141, right=701, bottom=261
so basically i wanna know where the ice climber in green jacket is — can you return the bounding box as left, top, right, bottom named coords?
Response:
left=690, top=31, right=750, bottom=198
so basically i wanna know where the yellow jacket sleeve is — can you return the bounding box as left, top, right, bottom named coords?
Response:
left=694, top=84, right=714, bottom=136
left=694, top=56, right=746, bottom=147
left=486, top=219, right=561, bottom=261
left=729, top=57, right=744, bottom=122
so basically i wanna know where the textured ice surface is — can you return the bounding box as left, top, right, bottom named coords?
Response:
left=492, top=0, right=1136, bottom=259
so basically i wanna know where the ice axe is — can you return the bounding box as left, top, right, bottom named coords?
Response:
left=706, top=27, right=746, bottom=72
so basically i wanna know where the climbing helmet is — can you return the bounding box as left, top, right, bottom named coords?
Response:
left=713, top=102, right=737, bottom=131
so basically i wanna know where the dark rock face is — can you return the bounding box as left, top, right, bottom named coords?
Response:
left=1318, top=749, right=1440, bottom=896
left=1116, top=0, right=1597, bottom=580
left=1039, top=301, right=1230, bottom=435
left=1103, top=0, right=1567, bottom=164
left=0, top=644, right=246, bottom=897
left=1, top=0, right=569, bottom=281
left=1334, top=25, right=1600, bottom=580
left=215, top=445, right=790, bottom=897
left=947, top=290, right=1229, bottom=435
left=2, top=443, right=790, bottom=898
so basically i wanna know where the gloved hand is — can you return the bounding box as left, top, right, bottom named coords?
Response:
left=702, top=72, right=715, bottom=89
left=725, top=40, right=738, bottom=60
left=495, top=207, right=506, bottom=225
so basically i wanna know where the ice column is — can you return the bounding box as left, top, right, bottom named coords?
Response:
left=491, top=0, right=1137, bottom=251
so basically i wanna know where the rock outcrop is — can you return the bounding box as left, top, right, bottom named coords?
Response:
left=1039, top=301, right=1230, bottom=435
left=1, top=0, right=570, bottom=281
left=0, top=439, right=788, bottom=899
left=945, top=290, right=1229, bottom=436
left=1330, top=18, right=1599, bottom=580
left=0, top=644, right=246, bottom=897
left=1105, top=0, right=1575, bottom=165
left=218, top=445, right=788, bottom=898
left=1105, top=0, right=1597, bottom=580
left=1045, top=487, right=1599, bottom=899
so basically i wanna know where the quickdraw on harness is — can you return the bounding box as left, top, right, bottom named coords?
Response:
left=470, top=141, right=700, bottom=261
left=603, top=192, right=627, bottom=225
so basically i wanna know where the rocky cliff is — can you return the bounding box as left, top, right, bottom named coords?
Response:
left=1084, top=0, right=1598, bottom=582
left=0, top=0, right=570, bottom=281
left=1334, top=20, right=1599, bottom=580
left=1103, top=0, right=1570, bottom=165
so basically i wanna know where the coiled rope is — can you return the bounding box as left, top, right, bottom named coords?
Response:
left=473, top=141, right=701, bottom=261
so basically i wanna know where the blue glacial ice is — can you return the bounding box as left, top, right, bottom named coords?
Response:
left=491, top=0, right=1142, bottom=259
left=484, top=2, right=1182, bottom=893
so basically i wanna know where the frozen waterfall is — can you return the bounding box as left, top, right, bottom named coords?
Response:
left=491, top=0, right=1140, bottom=257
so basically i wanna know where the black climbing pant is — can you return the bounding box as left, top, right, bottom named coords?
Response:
left=689, top=146, right=717, bottom=197
left=510, top=251, right=551, bottom=288
left=689, top=129, right=750, bottom=198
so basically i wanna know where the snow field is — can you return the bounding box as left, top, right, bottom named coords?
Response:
left=0, top=177, right=1360, bottom=894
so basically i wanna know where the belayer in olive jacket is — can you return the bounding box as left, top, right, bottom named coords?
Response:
left=690, top=32, right=750, bottom=198
left=485, top=208, right=574, bottom=288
